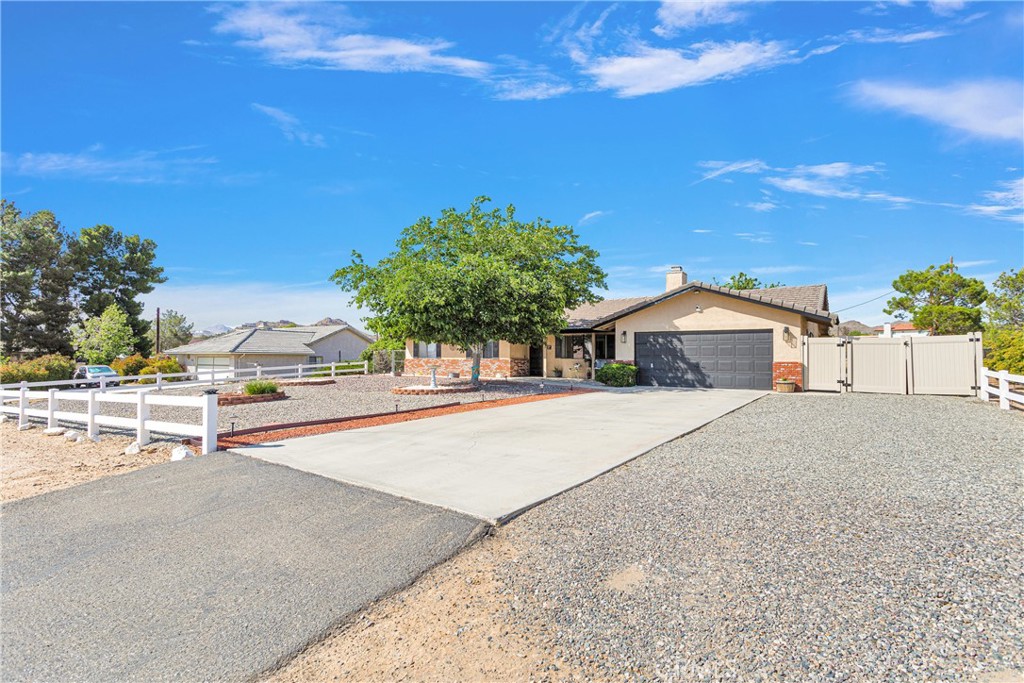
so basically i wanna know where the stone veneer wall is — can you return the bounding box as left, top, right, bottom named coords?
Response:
left=772, top=361, right=803, bottom=391
left=405, top=357, right=529, bottom=378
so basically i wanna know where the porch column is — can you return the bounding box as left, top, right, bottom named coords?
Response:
left=591, top=332, right=597, bottom=380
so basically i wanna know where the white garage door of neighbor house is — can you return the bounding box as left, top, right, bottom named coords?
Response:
left=196, top=356, right=233, bottom=379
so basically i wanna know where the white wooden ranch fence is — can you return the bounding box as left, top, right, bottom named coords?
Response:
left=0, top=360, right=368, bottom=453
left=980, top=368, right=1024, bottom=411
left=1, top=386, right=219, bottom=454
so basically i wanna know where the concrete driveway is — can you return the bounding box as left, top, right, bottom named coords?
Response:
left=1, top=453, right=482, bottom=682
left=235, top=388, right=765, bottom=523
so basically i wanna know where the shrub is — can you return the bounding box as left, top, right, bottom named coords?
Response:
left=111, top=354, right=149, bottom=377
left=985, top=328, right=1024, bottom=375
left=0, top=354, right=76, bottom=383
left=244, top=380, right=279, bottom=395
left=147, top=356, right=184, bottom=375
left=595, top=363, right=638, bottom=387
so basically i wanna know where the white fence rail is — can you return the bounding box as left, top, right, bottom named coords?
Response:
left=1, top=386, right=219, bottom=454
left=980, top=368, right=1024, bottom=411
left=0, top=360, right=368, bottom=393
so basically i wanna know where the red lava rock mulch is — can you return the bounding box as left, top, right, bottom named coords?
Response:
left=218, top=389, right=595, bottom=449
left=218, top=391, right=287, bottom=406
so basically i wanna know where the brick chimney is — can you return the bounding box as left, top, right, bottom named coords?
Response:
left=666, top=265, right=687, bottom=291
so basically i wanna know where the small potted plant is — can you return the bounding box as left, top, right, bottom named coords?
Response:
left=775, top=377, right=796, bottom=393
left=552, top=368, right=563, bottom=378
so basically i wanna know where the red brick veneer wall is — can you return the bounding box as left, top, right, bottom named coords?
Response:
left=772, top=361, right=803, bottom=391
left=405, top=357, right=529, bottom=378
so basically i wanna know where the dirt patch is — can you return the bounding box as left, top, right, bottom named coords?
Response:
left=220, top=390, right=595, bottom=449
left=264, top=533, right=604, bottom=683
left=0, top=422, right=172, bottom=503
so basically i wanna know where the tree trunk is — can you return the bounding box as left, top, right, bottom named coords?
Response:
left=470, top=344, right=482, bottom=386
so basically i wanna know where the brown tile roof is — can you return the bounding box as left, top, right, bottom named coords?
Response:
left=564, top=281, right=835, bottom=330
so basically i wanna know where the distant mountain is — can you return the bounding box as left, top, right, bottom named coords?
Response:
left=197, top=323, right=233, bottom=336
left=312, top=317, right=349, bottom=326
left=837, top=320, right=875, bottom=336
left=238, top=320, right=297, bottom=329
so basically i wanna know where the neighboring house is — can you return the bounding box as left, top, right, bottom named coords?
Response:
left=873, top=322, right=929, bottom=337
left=165, top=324, right=372, bottom=375
left=404, top=266, right=838, bottom=390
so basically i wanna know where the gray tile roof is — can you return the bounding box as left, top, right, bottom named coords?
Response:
left=165, top=324, right=372, bottom=355
left=564, top=281, right=835, bottom=330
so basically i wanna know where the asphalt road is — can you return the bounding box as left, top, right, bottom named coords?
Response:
left=1, top=452, right=483, bottom=682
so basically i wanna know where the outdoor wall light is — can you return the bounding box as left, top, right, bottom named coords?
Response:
left=620, top=331, right=626, bottom=344
left=695, top=304, right=703, bottom=313
left=783, top=326, right=792, bottom=342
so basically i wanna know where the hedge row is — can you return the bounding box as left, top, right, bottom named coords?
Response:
left=0, top=355, right=77, bottom=384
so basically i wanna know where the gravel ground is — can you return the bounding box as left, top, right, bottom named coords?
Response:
left=53, top=375, right=560, bottom=433
left=491, top=393, right=1024, bottom=682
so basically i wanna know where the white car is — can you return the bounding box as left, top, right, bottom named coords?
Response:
left=72, top=365, right=121, bottom=388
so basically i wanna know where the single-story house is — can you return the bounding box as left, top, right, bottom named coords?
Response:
left=404, top=266, right=837, bottom=390
left=874, top=322, right=929, bottom=337
left=166, top=324, right=373, bottom=375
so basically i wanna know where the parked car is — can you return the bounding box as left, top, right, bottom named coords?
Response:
left=73, top=365, right=121, bottom=388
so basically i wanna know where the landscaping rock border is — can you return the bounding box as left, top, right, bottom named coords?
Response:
left=218, top=391, right=287, bottom=406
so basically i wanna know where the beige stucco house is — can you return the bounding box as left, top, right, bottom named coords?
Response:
left=404, top=266, right=837, bottom=390
left=166, top=324, right=372, bottom=376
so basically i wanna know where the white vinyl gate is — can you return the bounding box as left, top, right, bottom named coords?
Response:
left=802, top=333, right=983, bottom=396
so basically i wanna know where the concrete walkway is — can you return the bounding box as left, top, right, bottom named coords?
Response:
left=236, top=388, right=765, bottom=523
left=1, top=453, right=482, bottom=682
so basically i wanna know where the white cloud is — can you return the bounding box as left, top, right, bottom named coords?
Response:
left=578, top=210, right=609, bottom=225
left=798, top=241, right=819, bottom=247
left=491, top=78, right=571, bottom=101
left=251, top=103, right=326, bottom=147
left=2, top=146, right=217, bottom=184
left=853, top=79, right=1024, bottom=142
left=212, top=3, right=490, bottom=78
left=746, top=201, right=778, bottom=212
left=692, top=229, right=714, bottom=233
left=929, top=0, right=965, bottom=16
left=694, top=159, right=769, bottom=184
left=653, top=1, right=753, bottom=37
left=735, top=232, right=773, bottom=244
left=583, top=40, right=796, bottom=97
left=965, top=177, right=1024, bottom=222
left=956, top=259, right=997, bottom=268
left=840, top=27, right=951, bottom=44
left=141, top=281, right=366, bottom=331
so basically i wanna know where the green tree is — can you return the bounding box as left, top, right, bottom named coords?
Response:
left=0, top=201, right=77, bottom=357
left=70, top=224, right=166, bottom=356
left=884, top=263, right=988, bottom=335
left=73, top=304, right=136, bottom=364
left=986, top=269, right=1024, bottom=329
left=715, top=272, right=782, bottom=289
left=332, top=196, right=606, bottom=384
left=148, top=309, right=194, bottom=352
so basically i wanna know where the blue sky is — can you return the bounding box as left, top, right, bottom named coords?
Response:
left=2, top=1, right=1022, bottom=330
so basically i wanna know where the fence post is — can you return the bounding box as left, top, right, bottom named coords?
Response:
left=47, top=388, right=58, bottom=429
left=100, top=376, right=107, bottom=393
left=366, top=359, right=371, bottom=375
left=87, top=389, right=99, bottom=439
left=209, top=369, right=216, bottom=386
left=136, top=391, right=151, bottom=446
left=999, top=370, right=1010, bottom=410
left=201, top=389, right=218, bottom=455
left=331, top=363, right=336, bottom=378
left=256, top=364, right=262, bottom=378
left=18, top=381, right=29, bottom=430
left=156, top=372, right=163, bottom=391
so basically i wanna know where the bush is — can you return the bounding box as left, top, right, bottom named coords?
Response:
left=594, top=363, right=638, bottom=387
left=111, top=354, right=149, bottom=377
left=148, top=356, right=184, bottom=375
left=985, top=328, right=1024, bottom=375
left=0, top=354, right=76, bottom=383
left=244, top=380, right=279, bottom=395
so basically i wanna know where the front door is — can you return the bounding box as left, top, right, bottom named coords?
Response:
left=528, top=345, right=544, bottom=376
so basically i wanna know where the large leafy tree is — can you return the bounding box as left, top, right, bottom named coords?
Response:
left=716, top=272, right=782, bottom=289
left=332, top=196, right=606, bottom=383
left=148, top=308, right=194, bottom=352
left=70, top=224, right=166, bottom=356
left=72, top=304, right=135, bottom=364
left=884, top=262, right=988, bottom=335
left=986, top=269, right=1023, bottom=329
left=0, top=201, right=76, bottom=356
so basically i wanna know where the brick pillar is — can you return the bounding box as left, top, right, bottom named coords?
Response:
left=772, top=361, right=803, bottom=391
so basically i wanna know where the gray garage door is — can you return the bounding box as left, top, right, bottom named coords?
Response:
left=635, top=330, right=773, bottom=389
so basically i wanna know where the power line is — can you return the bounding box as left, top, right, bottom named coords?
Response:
left=834, top=289, right=895, bottom=313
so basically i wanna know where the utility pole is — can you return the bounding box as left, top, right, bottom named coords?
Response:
left=155, top=307, right=161, bottom=355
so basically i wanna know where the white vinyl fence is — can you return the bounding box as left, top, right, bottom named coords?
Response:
left=0, top=359, right=368, bottom=452
left=980, top=368, right=1024, bottom=411
left=1, top=385, right=219, bottom=454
